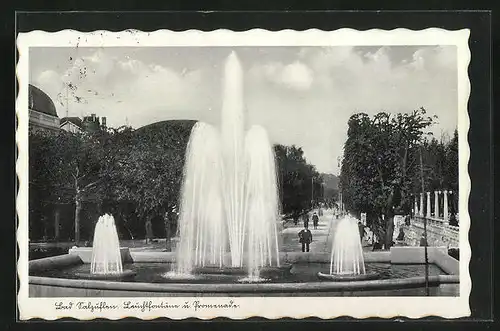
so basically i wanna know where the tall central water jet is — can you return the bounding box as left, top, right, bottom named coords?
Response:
left=221, top=52, right=246, bottom=267
left=174, top=52, right=281, bottom=278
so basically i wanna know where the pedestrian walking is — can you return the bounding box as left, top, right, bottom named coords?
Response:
left=298, top=225, right=313, bottom=252
left=312, top=212, right=319, bottom=229
left=303, top=213, right=309, bottom=229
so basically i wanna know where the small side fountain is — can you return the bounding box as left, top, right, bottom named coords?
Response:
left=318, top=215, right=379, bottom=281
left=76, top=214, right=135, bottom=280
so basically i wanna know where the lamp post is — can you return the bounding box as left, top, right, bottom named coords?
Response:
left=419, top=144, right=429, bottom=296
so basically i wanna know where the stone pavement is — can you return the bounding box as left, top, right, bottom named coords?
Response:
left=280, top=208, right=337, bottom=253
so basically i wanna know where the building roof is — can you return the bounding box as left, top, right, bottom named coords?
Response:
left=29, top=84, right=58, bottom=117
left=60, top=117, right=83, bottom=128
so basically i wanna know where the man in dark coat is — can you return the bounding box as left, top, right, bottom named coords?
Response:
left=298, top=225, right=313, bottom=252
left=312, top=212, right=319, bottom=229
left=303, top=214, right=309, bottom=229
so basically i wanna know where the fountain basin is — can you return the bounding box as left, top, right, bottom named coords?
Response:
left=29, top=274, right=459, bottom=297
left=317, top=271, right=380, bottom=282
left=28, top=248, right=460, bottom=297
left=194, top=266, right=248, bottom=275
left=74, top=269, right=137, bottom=280
left=194, top=264, right=292, bottom=276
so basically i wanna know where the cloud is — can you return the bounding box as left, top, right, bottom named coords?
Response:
left=250, top=61, right=313, bottom=91
left=31, top=46, right=457, bottom=174
left=297, top=46, right=456, bottom=119
left=411, top=46, right=457, bottom=72
left=34, top=50, right=211, bottom=127
left=280, top=62, right=313, bottom=90
left=247, top=45, right=458, bottom=173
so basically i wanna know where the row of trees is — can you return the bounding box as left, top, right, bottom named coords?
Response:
left=274, top=144, right=324, bottom=223
left=29, top=120, right=195, bottom=243
left=339, top=107, right=458, bottom=249
left=29, top=123, right=326, bottom=243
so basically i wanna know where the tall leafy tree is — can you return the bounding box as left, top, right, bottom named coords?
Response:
left=340, top=108, right=436, bottom=248
left=29, top=126, right=134, bottom=242
left=114, top=120, right=195, bottom=248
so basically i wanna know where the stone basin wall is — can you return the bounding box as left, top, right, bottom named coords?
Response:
left=28, top=247, right=460, bottom=297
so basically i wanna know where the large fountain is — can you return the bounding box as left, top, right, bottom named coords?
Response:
left=171, top=52, right=285, bottom=280
left=318, top=215, right=379, bottom=281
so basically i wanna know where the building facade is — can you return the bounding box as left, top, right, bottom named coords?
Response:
left=60, top=114, right=107, bottom=133
left=28, top=84, right=60, bottom=132
left=60, top=117, right=84, bottom=133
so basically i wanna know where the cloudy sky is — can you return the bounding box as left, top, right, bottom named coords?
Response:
left=30, top=46, right=457, bottom=174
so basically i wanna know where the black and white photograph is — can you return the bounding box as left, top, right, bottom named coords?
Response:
left=17, top=28, right=471, bottom=319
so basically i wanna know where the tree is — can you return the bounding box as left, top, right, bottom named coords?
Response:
left=274, top=144, right=322, bottom=222
left=114, top=120, right=195, bottom=248
left=29, top=126, right=132, bottom=242
left=411, top=128, right=458, bottom=220
left=30, top=130, right=96, bottom=242
left=340, top=108, right=436, bottom=248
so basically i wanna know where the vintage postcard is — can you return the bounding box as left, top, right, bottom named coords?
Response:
left=17, top=28, right=471, bottom=320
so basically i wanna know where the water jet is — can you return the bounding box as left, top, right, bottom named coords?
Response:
left=318, top=215, right=380, bottom=281
left=75, top=214, right=136, bottom=280
left=174, top=52, right=280, bottom=278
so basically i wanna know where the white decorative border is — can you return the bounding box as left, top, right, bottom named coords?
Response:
left=16, top=28, right=471, bottom=320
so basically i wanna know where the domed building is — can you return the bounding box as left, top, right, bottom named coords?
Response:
left=28, top=84, right=60, bottom=132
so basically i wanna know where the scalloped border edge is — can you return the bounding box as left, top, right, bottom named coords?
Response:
left=16, top=28, right=471, bottom=321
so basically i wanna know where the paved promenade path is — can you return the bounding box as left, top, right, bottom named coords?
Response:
left=32, top=209, right=378, bottom=257
left=280, top=208, right=337, bottom=253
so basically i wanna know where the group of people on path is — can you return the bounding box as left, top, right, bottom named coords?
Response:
left=297, top=211, right=320, bottom=252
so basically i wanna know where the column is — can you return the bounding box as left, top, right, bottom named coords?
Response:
left=443, top=190, right=449, bottom=221
left=419, top=193, right=424, bottom=217
left=426, top=192, right=431, bottom=218
left=434, top=191, right=440, bottom=219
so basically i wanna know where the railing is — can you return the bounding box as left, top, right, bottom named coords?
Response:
left=409, top=215, right=459, bottom=248
left=413, top=215, right=458, bottom=229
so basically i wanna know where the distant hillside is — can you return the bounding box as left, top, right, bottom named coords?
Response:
left=321, top=173, right=339, bottom=190
left=321, top=173, right=339, bottom=200
left=136, top=120, right=197, bottom=133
